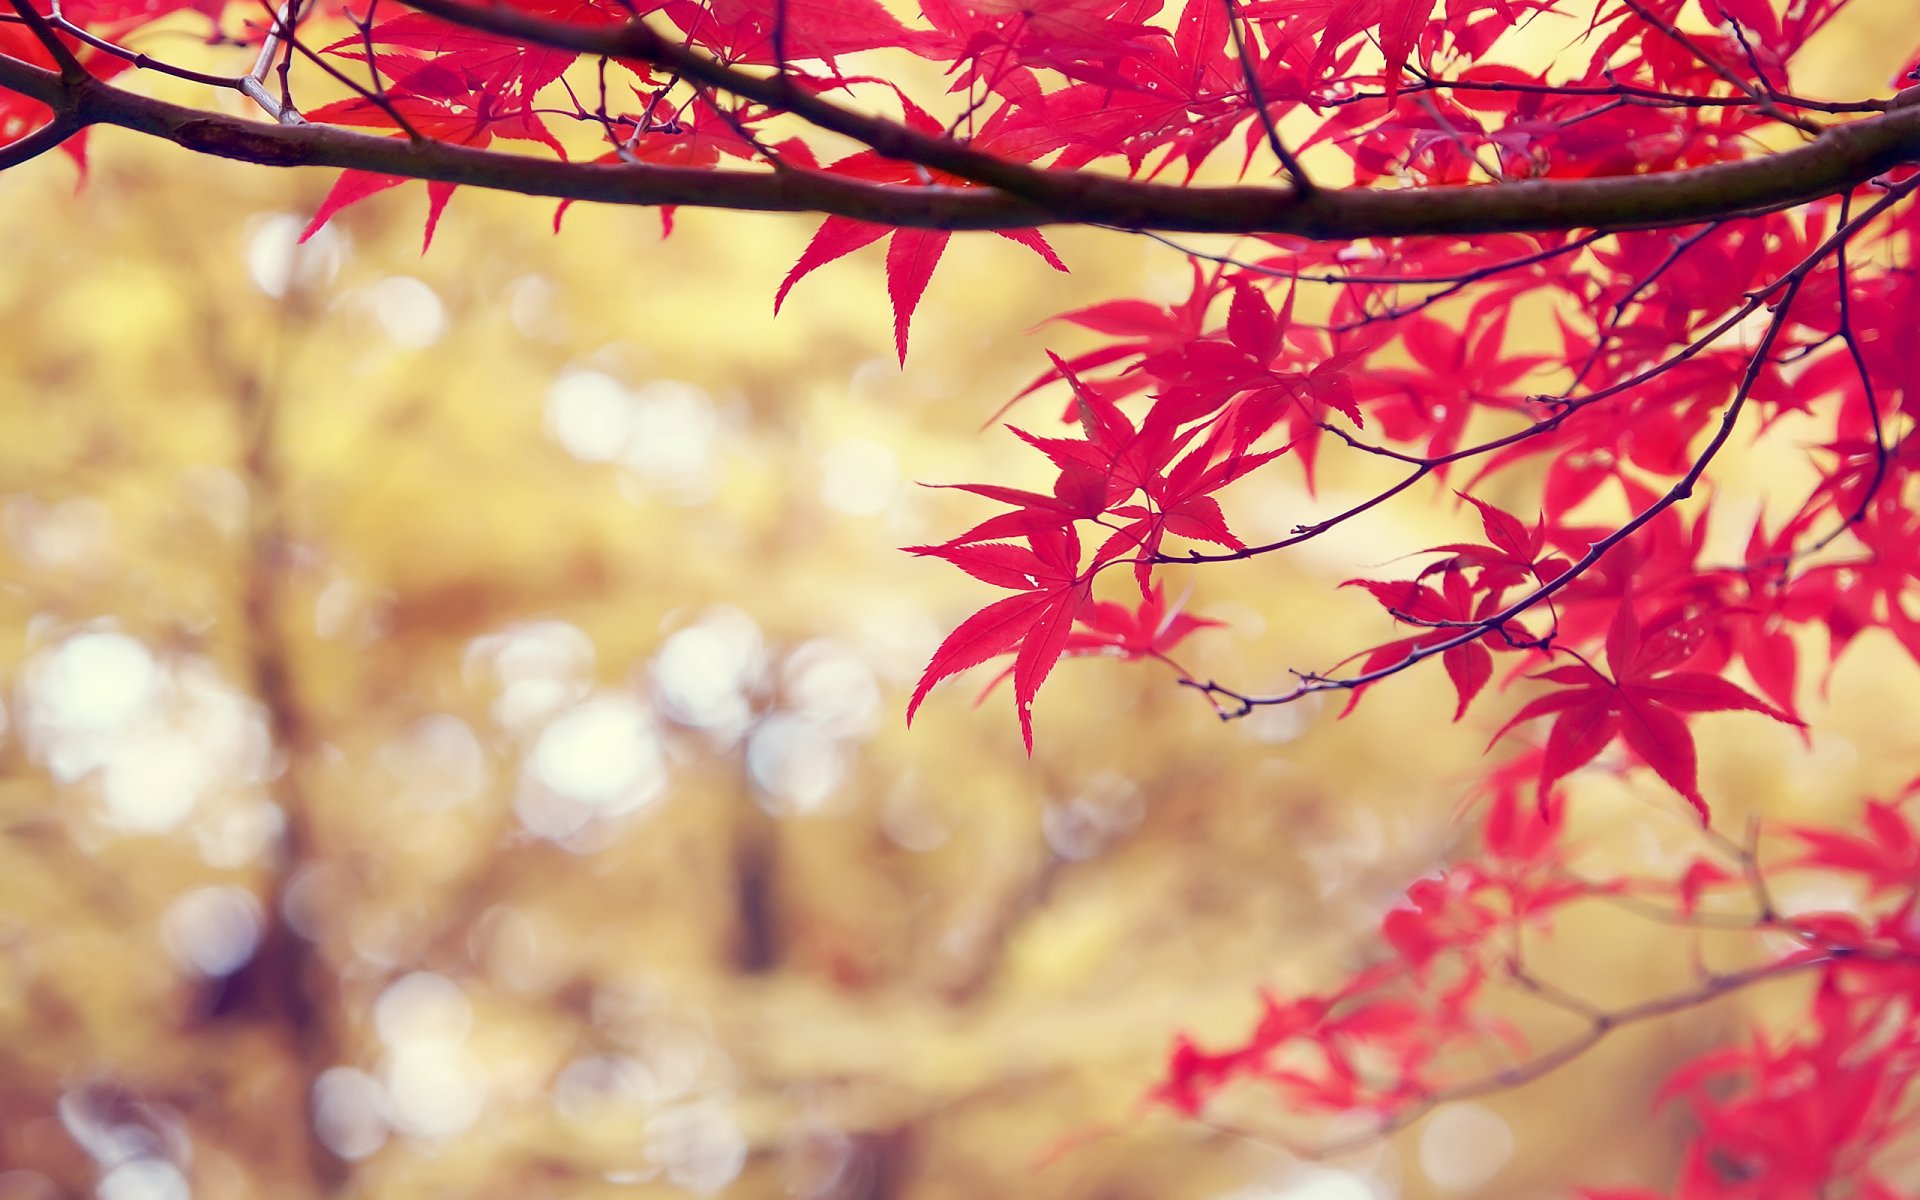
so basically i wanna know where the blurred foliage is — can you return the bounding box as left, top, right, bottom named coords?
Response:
left=2, top=10, right=1918, bottom=1197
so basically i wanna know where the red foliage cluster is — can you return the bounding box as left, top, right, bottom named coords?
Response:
left=1165, top=777, right=1920, bottom=1195
left=6, top=0, right=1920, bottom=1189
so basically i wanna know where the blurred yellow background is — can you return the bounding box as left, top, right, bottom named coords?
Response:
left=1, top=6, right=1918, bottom=1197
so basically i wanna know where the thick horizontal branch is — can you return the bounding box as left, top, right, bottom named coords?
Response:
left=2, top=46, right=1918, bottom=238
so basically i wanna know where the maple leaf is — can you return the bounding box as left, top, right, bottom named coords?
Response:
left=319, top=0, right=614, bottom=98
left=298, top=73, right=566, bottom=249
left=1133, top=287, right=1389, bottom=492
left=669, top=0, right=920, bottom=63
left=1417, top=492, right=1563, bottom=595
left=1341, top=569, right=1508, bottom=721
left=1312, top=0, right=1440, bottom=103
left=1491, top=595, right=1801, bottom=820
left=773, top=100, right=1067, bottom=363
left=916, top=0, right=1170, bottom=97
left=1653, top=971, right=1920, bottom=1196
left=1788, top=798, right=1920, bottom=895
left=1064, top=584, right=1220, bottom=664
left=1002, top=261, right=1225, bottom=412
left=968, top=583, right=1222, bottom=705
left=907, top=523, right=1090, bottom=751
left=1476, top=761, right=1563, bottom=862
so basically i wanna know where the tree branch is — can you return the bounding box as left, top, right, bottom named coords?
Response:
left=1288, top=952, right=1838, bottom=1158
left=0, top=111, right=76, bottom=168
left=7, top=0, right=84, bottom=81
left=1, top=46, right=1918, bottom=238
left=1222, top=0, right=1311, bottom=191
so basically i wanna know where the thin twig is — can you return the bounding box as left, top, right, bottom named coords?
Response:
left=1618, top=0, right=1821, bottom=135
left=0, top=113, right=76, bottom=167
left=8, top=0, right=85, bottom=81
left=1222, top=0, right=1310, bottom=192
left=44, top=0, right=243, bottom=87
left=1186, top=277, right=1803, bottom=715
left=240, top=0, right=306, bottom=122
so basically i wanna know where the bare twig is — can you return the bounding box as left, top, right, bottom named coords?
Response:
left=1618, top=0, right=1821, bottom=135
left=236, top=0, right=307, bottom=123
left=1223, top=0, right=1311, bottom=191
left=8, top=0, right=85, bottom=81
left=0, top=112, right=76, bottom=167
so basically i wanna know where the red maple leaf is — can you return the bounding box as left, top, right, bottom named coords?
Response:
left=773, top=99, right=1066, bottom=362
left=1342, top=569, right=1505, bottom=721
left=1789, top=797, right=1920, bottom=895
left=1491, top=592, right=1801, bottom=820
left=1419, top=492, right=1567, bottom=595
left=968, top=583, right=1223, bottom=704
left=298, top=61, right=567, bottom=249
left=907, top=522, right=1091, bottom=751
left=1064, top=584, right=1220, bottom=662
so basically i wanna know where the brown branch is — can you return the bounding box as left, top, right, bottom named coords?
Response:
left=1395, top=62, right=1886, bottom=115
left=7, top=0, right=84, bottom=80
left=43, top=0, right=245, bottom=88
left=1810, top=190, right=1893, bottom=547
left=1223, top=0, right=1311, bottom=191
left=241, top=0, right=308, bottom=123
left=0, top=112, right=75, bottom=167
left=0, top=43, right=1915, bottom=238
left=1287, top=953, right=1836, bottom=1158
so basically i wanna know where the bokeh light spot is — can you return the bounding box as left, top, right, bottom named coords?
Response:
left=782, top=640, right=879, bottom=737
left=464, top=620, right=596, bottom=734
left=382, top=714, right=488, bottom=809
left=644, top=1102, right=746, bottom=1196
left=1418, top=1103, right=1514, bottom=1191
left=161, top=886, right=263, bottom=977
left=383, top=1043, right=485, bottom=1140
left=817, top=438, right=899, bottom=516
left=245, top=213, right=344, bottom=298
left=545, top=369, right=634, bottom=464
left=5, top=495, right=114, bottom=573
left=1042, top=774, right=1144, bottom=861
left=28, top=632, right=156, bottom=739
left=363, top=276, right=446, bottom=347
left=526, top=694, right=664, bottom=812
left=95, top=1160, right=188, bottom=1200
left=651, top=608, right=763, bottom=740
left=374, top=972, right=472, bottom=1047
left=623, top=381, right=718, bottom=502
left=747, top=716, right=844, bottom=815
left=312, top=1067, right=390, bottom=1161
